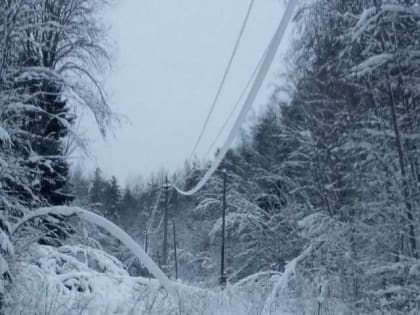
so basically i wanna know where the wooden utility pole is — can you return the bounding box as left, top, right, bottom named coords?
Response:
left=144, top=229, right=148, bottom=254
left=220, top=169, right=227, bottom=286
left=162, top=176, right=169, bottom=268
left=172, top=217, right=178, bottom=280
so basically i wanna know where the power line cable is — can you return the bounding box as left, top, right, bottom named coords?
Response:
left=204, top=48, right=267, bottom=159
left=174, top=0, right=297, bottom=197
left=146, top=187, right=163, bottom=233
left=189, top=0, right=256, bottom=160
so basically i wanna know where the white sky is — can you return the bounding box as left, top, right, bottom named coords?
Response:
left=79, top=0, right=293, bottom=183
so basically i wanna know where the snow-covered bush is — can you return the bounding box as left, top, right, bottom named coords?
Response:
left=5, top=243, right=285, bottom=315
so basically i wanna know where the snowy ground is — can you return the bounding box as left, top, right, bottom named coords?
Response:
left=6, top=207, right=349, bottom=314
left=6, top=244, right=295, bottom=315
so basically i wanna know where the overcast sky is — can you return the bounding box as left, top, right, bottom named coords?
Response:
left=79, top=0, right=293, bottom=183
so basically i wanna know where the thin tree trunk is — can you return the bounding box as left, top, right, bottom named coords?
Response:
left=386, top=76, right=417, bottom=258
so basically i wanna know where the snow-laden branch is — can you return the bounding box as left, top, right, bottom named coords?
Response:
left=261, top=243, right=322, bottom=315
left=0, top=126, right=11, bottom=144
left=11, top=206, right=177, bottom=297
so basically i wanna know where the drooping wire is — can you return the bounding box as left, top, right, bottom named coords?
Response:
left=204, top=47, right=267, bottom=159
left=146, top=187, right=163, bottom=234
left=189, top=0, right=256, bottom=160
left=174, top=0, right=297, bottom=197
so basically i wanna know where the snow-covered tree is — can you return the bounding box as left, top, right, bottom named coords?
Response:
left=0, top=0, right=113, bottom=311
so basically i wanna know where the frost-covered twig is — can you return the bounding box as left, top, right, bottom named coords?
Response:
left=261, top=242, right=323, bottom=314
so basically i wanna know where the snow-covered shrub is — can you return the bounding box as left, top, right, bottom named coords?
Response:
left=5, top=243, right=283, bottom=315
left=177, top=248, right=216, bottom=285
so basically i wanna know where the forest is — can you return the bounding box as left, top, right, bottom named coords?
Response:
left=1, top=0, right=420, bottom=314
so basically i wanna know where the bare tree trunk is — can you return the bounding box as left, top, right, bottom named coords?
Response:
left=386, top=76, right=417, bottom=258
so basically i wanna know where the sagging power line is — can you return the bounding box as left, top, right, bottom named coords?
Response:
left=189, top=0, right=256, bottom=160
left=174, top=0, right=297, bottom=197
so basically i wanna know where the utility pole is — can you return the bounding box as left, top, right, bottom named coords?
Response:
left=162, top=176, right=169, bottom=269
left=144, top=229, right=148, bottom=254
left=172, top=217, right=178, bottom=280
left=220, top=169, right=227, bottom=287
